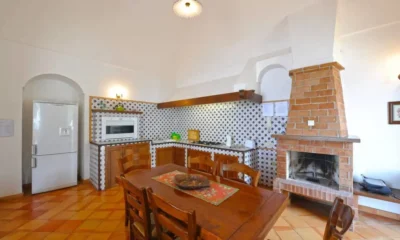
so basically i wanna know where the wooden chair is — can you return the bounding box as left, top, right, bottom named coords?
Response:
left=120, top=175, right=156, bottom=240
left=323, top=197, right=355, bottom=240
left=188, top=156, right=218, bottom=175
left=219, top=162, right=261, bottom=187
left=146, top=188, right=199, bottom=240
left=119, top=154, right=150, bottom=175
left=119, top=154, right=150, bottom=226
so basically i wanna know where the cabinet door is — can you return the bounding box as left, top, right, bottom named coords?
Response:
left=127, top=143, right=151, bottom=168
left=187, top=149, right=212, bottom=173
left=156, top=147, right=175, bottom=166
left=106, top=145, right=123, bottom=188
left=214, top=154, right=239, bottom=178
left=174, top=147, right=186, bottom=167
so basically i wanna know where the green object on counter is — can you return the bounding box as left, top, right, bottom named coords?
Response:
left=171, top=132, right=181, bottom=140
left=115, top=104, right=125, bottom=112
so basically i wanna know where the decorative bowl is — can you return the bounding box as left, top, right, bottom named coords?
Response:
left=174, top=174, right=210, bottom=190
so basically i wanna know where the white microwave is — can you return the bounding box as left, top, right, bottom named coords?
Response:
left=101, top=117, right=138, bottom=140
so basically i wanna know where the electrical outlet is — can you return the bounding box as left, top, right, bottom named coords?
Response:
left=308, top=120, right=315, bottom=127
left=265, top=141, right=274, bottom=148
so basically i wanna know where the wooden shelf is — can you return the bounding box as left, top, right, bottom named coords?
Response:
left=354, top=182, right=400, bottom=204
left=91, top=109, right=143, bottom=114
left=157, top=90, right=262, bottom=109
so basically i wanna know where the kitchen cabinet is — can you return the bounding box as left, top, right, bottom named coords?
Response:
left=187, top=149, right=212, bottom=173
left=156, top=147, right=175, bottom=166
left=106, top=143, right=151, bottom=188
left=174, top=147, right=186, bottom=167
left=214, top=153, right=239, bottom=178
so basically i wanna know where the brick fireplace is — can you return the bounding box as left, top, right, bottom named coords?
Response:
left=273, top=62, right=360, bottom=216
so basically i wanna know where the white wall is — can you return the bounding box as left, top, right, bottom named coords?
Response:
left=0, top=38, right=175, bottom=197
left=334, top=0, right=400, bottom=213
left=22, top=75, right=84, bottom=185
left=260, top=68, right=292, bottom=102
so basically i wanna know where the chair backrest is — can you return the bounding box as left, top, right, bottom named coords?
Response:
left=147, top=188, right=198, bottom=240
left=188, top=156, right=217, bottom=175
left=120, top=175, right=152, bottom=240
left=118, top=154, right=149, bottom=175
left=323, top=197, right=355, bottom=240
left=219, top=162, right=261, bottom=187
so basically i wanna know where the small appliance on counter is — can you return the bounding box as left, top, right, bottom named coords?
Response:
left=188, top=129, right=200, bottom=142
left=226, top=135, right=233, bottom=147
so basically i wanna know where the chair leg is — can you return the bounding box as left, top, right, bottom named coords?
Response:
left=125, top=207, right=129, bottom=226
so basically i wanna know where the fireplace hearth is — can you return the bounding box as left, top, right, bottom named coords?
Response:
left=289, top=151, right=339, bottom=190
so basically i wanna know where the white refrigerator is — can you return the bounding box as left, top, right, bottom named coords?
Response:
left=31, top=102, right=78, bottom=194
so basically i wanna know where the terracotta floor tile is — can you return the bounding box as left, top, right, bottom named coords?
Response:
left=0, top=232, right=10, bottom=239
left=0, top=220, right=29, bottom=232
left=43, top=232, right=70, bottom=240
left=86, top=233, right=112, bottom=240
left=70, top=211, right=93, bottom=220
left=0, top=211, right=29, bottom=220
left=275, top=229, right=303, bottom=240
left=95, top=220, right=120, bottom=232
left=0, top=203, right=29, bottom=210
left=0, top=231, right=29, bottom=240
left=20, top=232, right=51, bottom=240
left=264, top=229, right=280, bottom=240
left=54, top=220, right=83, bottom=233
left=18, top=219, right=48, bottom=231
left=294, top=228, right=321, bottom=240
left=1, top=181, right=397, bottom=240
left=35, top=220, right=65, bottom=232
left=84, top=202, right=102, bottom=211
left=51, top=211, right=76, bottom=220
left=108, top=232, right=128, bottom=240
left=107, top=210, right=124, bottom=220
left=14, top=210, right=46, bottom=220
left=66, top=232, right=91, bottom=240
left=76, top=220, right=102, bottom=232
left=87, top=211, right=111, bottom=220
left=283, top=216, right=310, bottom=228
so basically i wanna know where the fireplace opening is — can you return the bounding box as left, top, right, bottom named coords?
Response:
left=288, top=151, right=339, bottom=190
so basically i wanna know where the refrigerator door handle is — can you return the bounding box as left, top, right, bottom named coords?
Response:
left=32, top=144, right=38, bottom=155
left=32, top=158, right=37, bottom=168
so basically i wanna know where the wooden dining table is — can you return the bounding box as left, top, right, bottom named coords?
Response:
left=123, top=164, right=288, bottom=240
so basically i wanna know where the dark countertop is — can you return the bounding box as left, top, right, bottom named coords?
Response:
left=90, top=139, right=256, bottom=152
left=90, top=139, right=152, bottom=146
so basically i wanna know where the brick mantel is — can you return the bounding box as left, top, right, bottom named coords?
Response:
left=273, top=62, right=360, bottom=221
left=287, top=62, right=348, bottom=138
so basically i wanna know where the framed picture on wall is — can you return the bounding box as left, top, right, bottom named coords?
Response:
left=388, top=101, right=400, bottom=124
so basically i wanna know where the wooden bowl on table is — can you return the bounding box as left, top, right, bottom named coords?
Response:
left=174, top=174, right=210, bottom=190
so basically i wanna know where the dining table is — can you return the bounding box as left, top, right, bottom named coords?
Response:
left=123, top=163, right=289, bottom=240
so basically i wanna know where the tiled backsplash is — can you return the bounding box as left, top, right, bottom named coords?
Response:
left=90, top=97, right=287, bottom=186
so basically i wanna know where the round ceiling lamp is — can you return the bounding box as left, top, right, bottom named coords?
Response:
left=173, top=0, right=203, bottom=19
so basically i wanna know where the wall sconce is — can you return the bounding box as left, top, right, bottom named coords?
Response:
left=108, top=85, right=128, bottom=99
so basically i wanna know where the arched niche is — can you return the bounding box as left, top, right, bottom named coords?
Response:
left=258, top=65, right=292, bottom=102
left=22, top=74, right=85, bottom=187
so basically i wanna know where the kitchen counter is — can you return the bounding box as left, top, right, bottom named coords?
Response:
left=152, top=139, right=255, bottom=152
left=90, top=139, right=151, bottom=146
left=90, top=139, right=255, bottom=152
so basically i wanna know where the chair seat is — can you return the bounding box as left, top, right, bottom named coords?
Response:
left=133, top=221, right=158, bottom=239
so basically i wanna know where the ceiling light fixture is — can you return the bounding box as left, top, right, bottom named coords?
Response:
left=173, top=0, right=202, bottom=19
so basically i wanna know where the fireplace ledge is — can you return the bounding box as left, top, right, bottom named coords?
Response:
left=272, top=134, right=361, bottom=143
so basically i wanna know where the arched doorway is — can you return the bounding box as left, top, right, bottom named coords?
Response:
left=258, top=65, right=292, bottom=102
left=22, top=74, right=85, bottom=191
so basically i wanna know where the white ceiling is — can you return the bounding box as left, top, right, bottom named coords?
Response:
left=1, top=0, right=398, bottom=84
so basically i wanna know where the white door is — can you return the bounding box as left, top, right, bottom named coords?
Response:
left=32, top=102, right=78, bottom=155
left=32, top=153, right=78, bottom=194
